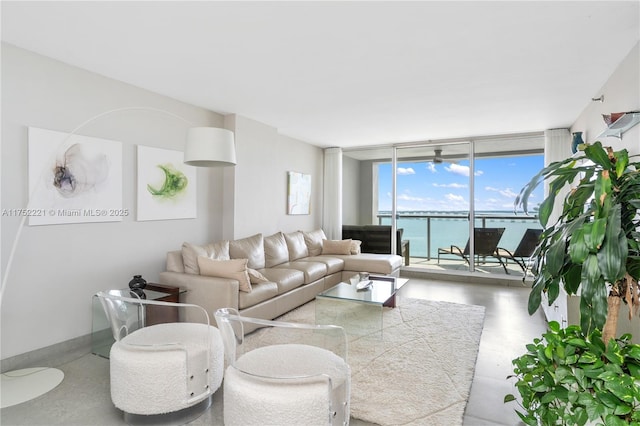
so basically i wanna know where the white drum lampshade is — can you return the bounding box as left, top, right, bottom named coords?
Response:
left=184, top=127, right=236, bottom=167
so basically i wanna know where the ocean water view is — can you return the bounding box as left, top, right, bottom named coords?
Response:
left=379, top=211, right=541, bottom=259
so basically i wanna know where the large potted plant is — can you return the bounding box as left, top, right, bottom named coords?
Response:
left=504, top=141, right=640, bottom=424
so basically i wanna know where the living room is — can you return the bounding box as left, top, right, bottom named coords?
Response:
left=1, top=2, right=639, bottom=425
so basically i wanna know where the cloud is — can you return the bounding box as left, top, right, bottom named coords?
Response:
left=500, top=188, right=518, bottom=198
left=485, top=186, right=518, bottom=198
left=445, top=193, right=465, bottom=202
left=444, top=164, right=468, bottom=176
left=426, top=163, right=437, bottom=173
left=397, top=167, right=415, bottom=175
left=397, top=193, right=425, bottom=202
left=433, top=182, right=467, bottom=188
left=444, top=164, right=483, bottom=177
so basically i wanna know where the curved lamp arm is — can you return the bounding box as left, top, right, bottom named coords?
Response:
left=0, top=106, right=235, bottom=307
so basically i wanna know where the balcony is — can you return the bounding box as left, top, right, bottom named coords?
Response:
left=377, top=212, right=541, bottom=275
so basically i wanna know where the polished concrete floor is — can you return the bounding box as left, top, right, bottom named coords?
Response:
left=407, top=256, right=530, bottom=276
left=1, top=274, right=548, bottom=426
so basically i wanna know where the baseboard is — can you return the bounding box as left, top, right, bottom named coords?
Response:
left=400, top=268, right=532, bottom=287
left=1, top=333, right=92, bottom=373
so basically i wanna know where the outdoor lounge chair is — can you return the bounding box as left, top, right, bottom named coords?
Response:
left=437, top=227, right=507, bottom=273
left=496, top=228, right=543, bottom=274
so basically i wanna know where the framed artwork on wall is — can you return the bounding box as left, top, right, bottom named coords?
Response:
left=287, top=171, right=311, bottom=215
left=137, top=145, right=197, bottom=221
left=27, top=127, right=123, bottom=225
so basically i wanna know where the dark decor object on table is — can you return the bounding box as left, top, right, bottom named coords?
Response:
left=128, top=275, right=147, bottom=298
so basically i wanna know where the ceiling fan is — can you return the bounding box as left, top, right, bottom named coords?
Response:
left=433, top=149, right=445, bottom=164
left=430, top=148, right=458, bottom=164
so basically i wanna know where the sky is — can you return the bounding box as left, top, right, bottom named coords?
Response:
left=378, top=154, right=545, bottom=212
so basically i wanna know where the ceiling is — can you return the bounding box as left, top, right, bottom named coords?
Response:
left=2, top=1, right=639, bottom=149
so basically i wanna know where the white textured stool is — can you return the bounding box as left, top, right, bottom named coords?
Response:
left=223, top=343, right=350, bottom=426
left=110, top=322, right=224, bottom=423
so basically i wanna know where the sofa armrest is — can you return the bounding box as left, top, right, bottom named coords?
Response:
left=159, top=271, right=240, bottom=316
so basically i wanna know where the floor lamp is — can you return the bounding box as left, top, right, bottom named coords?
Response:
left=0, top=106, right=236, bottom=408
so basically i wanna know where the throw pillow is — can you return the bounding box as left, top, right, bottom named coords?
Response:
left=303, top=229, right=327, bottom=256
left=264, top=232, right=290, bottom=267
left=181, top=240, right=230, bottom=275
left=229, top=233, right=265, bottom=270
left=350, top=239, right=362, bottom=255
left=247, top=268, right=269, bottom=284
left=197, top=257, right=252, bottom=293
left=321, top=239, right=353, bottom=255
left=284, top=231, right=309, bottom=260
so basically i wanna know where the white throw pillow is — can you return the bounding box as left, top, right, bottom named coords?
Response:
left=247, top=268, right=269, bottom=284
left=321, top=239, right=353, bottom=255
left=197, top=257, right=252, bottom=293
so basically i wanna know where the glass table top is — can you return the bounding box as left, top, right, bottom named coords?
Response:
left=317, top=276, right=405, bottom=306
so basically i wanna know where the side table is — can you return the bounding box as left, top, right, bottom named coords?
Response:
left=91, top=283, right=185, bottom=359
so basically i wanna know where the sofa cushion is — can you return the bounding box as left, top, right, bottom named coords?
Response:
left=303, top=229, right=327, bottom=256
left=264, top=232, right=290, bottom=268
left=238, top=282, right=278, bottom=310
left=284, top=231, right=309, bottom=261
left=328, top=253, right=403, bottom=275
left=258, top=268, right=305, bottom=294
left=350, top=240, right=362, bottom=255
left=299, top=256, right=345, bottom=275
left=274, top=261, right=327, bottom=284
left=247, top=268, right=269, bottom=284
left=198, top=257, right=252, bottom=293
left=166, top=250, right=185, bottom=273
left=230, top=233, right=265, bottom=270
left=182, top=241, right=230, bottom=274
left=322, top=239, right=353, bottom=255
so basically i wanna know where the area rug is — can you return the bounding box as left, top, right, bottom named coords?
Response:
left=246, top=297, right=485, bottom=426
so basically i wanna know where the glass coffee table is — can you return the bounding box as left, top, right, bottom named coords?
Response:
left=315, top=275, right=408, bottom=336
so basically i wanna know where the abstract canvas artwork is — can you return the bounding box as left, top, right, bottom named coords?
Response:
left=287, top=171, right=311, bottom=215
left=137, top=145, right=197, bottom=221
left=28, top=127, right=123, bottom=225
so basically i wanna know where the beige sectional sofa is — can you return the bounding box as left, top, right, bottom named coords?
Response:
left=159, top=230, right=403, bottom=321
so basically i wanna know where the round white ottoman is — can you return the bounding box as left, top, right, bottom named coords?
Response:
left=223, top=343, right=350, bottom=426
left=109, top=322, right=224, bottom=418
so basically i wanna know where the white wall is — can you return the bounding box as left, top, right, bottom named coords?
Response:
left=226, top=114, right=323, bottom=239
left=571, top=42, right=639, bottom=154
left=0, top=44, right=227, bottom=359
left=1, top=46, right=327, bottom=361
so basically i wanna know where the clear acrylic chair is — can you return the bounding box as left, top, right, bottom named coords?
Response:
left=215, top=307, right=351, bottom=426
left=95, top=290, right=224, bottom=425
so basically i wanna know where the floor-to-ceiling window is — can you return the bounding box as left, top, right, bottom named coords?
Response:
left=390, top=142, right=471, bottom=265
left=342, top=133, right=545, bottom=276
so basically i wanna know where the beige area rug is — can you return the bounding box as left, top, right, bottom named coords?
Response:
left=246, top=297, right=485, bottom=426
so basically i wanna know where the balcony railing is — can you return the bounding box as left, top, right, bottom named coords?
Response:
left=377, top=212, right=540, bottom=260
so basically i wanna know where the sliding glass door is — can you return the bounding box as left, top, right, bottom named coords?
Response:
left=341, top=133, right=544, bottom=275
left=393, top=142, right=471, bottom=268
left=472, top=139, right=544, bottom=274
